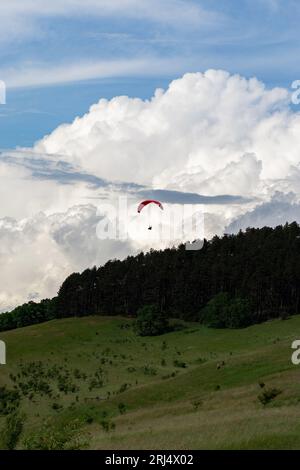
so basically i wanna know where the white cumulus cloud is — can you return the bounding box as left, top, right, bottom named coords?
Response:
left=2, top=69, right=300, bottom=310
left=33, top=69, right=299, bottom=212
left=0, top=205, right=134, bottom=311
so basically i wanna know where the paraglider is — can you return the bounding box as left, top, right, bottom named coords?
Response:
left=137, top=200, right=163, bottom=213
left=137, top=200, right=163, bottom=230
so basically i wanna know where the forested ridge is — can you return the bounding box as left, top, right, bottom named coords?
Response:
left=1, top=222, right=300, bottom=332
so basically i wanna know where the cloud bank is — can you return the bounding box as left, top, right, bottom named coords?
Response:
left=2, top=69, right=300, bottom=310
left=34, top=70, right=293, bottom=189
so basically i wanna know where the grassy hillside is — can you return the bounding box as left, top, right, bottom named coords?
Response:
left=1, top=315, right=300, bottom=449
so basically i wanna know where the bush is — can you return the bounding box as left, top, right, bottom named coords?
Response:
left=85, top=415, right=94, bottom=424
left=118, top=403, right=126, bottom=414
left=0, top=387, right=20, bottom=415
left=135, top=305, right=169, bottom=336
left=51, top=402, right=62, bottom=411
left=0, top=412, right=25, bottom=450
left=162, top=371, right=178, bottom=380
left=143, top=365, right=157, bottom=376
left=173, top=359, right=187, bottom=368
left=118, top=383, right=129, bottom=393
left=258, top=388, right=282, bottom=406
left=100, top=420, right=115, bottom=432
left=192, top=400, right=203, bottom=411
left=200, top=293, right=252, bottom=328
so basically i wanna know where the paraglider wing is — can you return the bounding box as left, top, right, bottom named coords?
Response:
left=137, top=199, right=164, bottom=213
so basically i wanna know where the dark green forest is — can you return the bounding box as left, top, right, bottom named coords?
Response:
left=2, top=222, right=300, bottom=332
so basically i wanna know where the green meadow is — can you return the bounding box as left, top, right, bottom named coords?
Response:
left=1, top=314, right=300, bottom=449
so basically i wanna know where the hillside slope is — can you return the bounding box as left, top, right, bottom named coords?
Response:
left=1, top=315, right=300, bottom=449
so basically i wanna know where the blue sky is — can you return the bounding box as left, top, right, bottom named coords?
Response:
left=1, top=0, right=300, bottom=148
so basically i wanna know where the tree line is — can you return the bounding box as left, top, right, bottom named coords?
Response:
left=1, top=222, right=300, bottom=332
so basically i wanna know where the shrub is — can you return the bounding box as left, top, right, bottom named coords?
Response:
left=135, top=305, right=169, bottom=336
left=258, top=388, right=282, bottom=406
left=143, top=365, right=157, bottom=376
left=100, top=420, right=115, bottom=432
left=162, top=371, right=178, bottom=380
left=0, top=387, right=20, bottom=415
left=192, top=400, right=203, bottom=411
left=200, top=293, right=252, bottom=328
left=118, top=403, right=126, bottom=414
left=85, top=415, right=94, bottom=424
left=173, top=359, right=187, bottom=368
left=0, top=412, right=25, bottom=450
left=88, top=367, right=104, bottom=391
left=119, top=383, right=129, bottom=393
left=51, top=402, right=62, bottom=411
